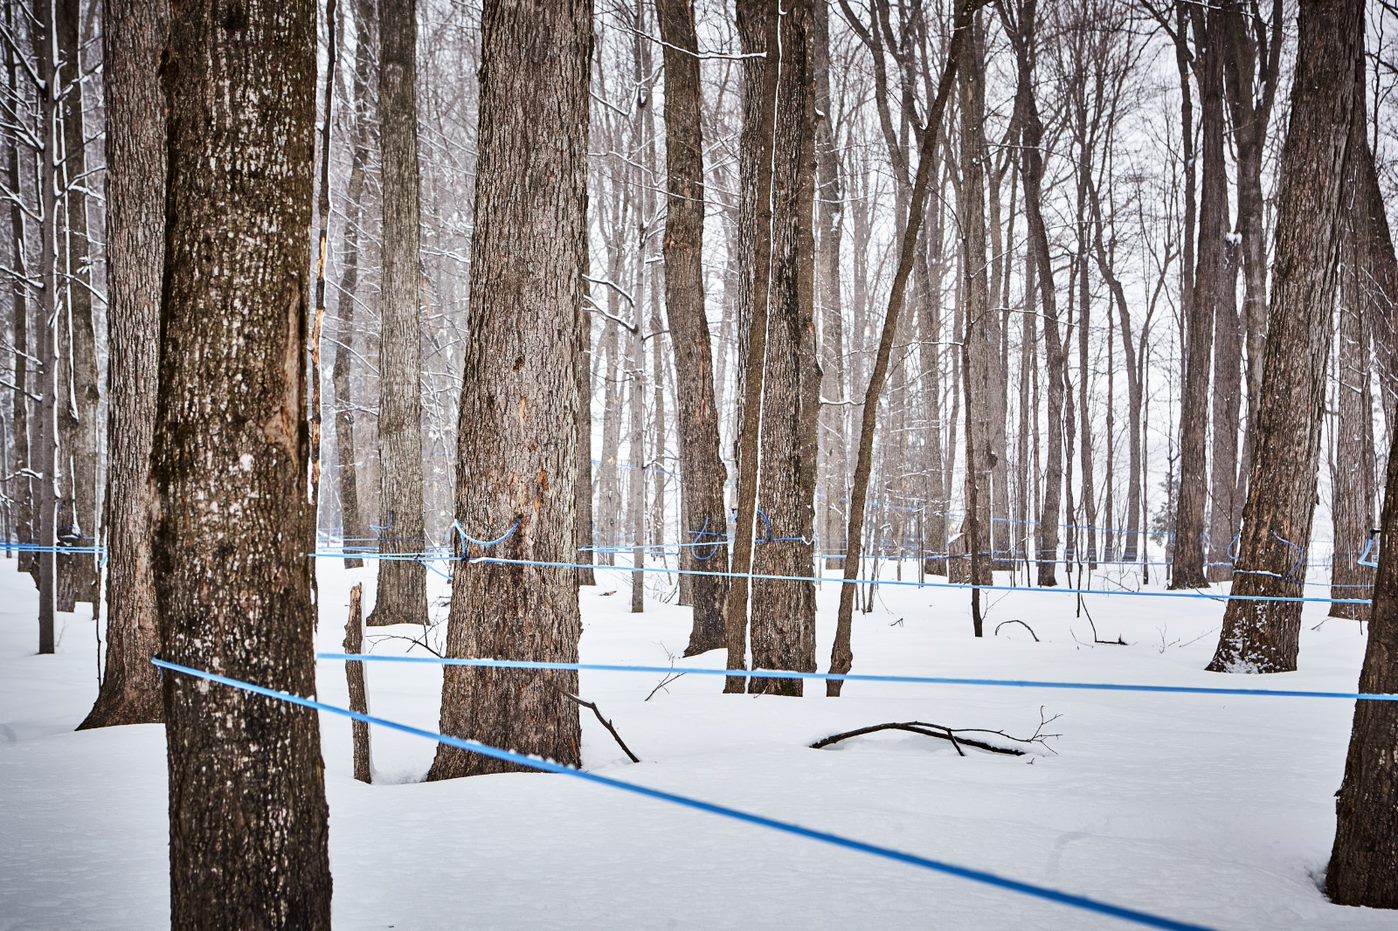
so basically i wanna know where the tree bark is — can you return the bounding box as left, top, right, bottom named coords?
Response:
left=1206, top=0, right=1363, bottom=674
left=1001, top=0, right=1063, bottom=587
left=367, top=0, right=428, bottom=627
left=3, top=0, right=34, bottom=583
left=1172, top=6, right=1226, bottom=589
left=33, top=0, right=59, bottom=655
left=575, top=278, right=595, bottom=587
left=657, top=0, right=728, bottom=655
left=1164, top=1, right=1198, bottom=586
left=748, top=0, right=819, bottom=696
left=827, top=0, right=972, bottom=695
left=956, top=12, right=993, bottom=612
left=813, top=0, right=849, bottom=575
left=330, top=0, right=375, bottom=571
left=77, top=0, right=168, bottom=729
left=1196, top=4, right=1245, bottom=584
left=344, top=583, right=371, bottom=783
left=154, top=0, right=331, bottom=920
left=1329, top=275, right=1374, bottom=621
left=54, top=0, right=100, bottom=612
left=1224, top=0, right=1282, bottom=500
left=1328, top=129, right=1398, bottom=893
left=721, top=0, right=781, bottom=695
left=428, top=0, right=591, bottom=779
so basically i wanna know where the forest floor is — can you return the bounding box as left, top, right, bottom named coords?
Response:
left=1, top=555, right=1394, bottom=929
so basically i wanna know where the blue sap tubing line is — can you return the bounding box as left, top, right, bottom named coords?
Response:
left=153, top=658, right=1210, bottom=931
left=468, top=556, right=1372, bottom=606
left=316, top=654, right=1398, bottom=703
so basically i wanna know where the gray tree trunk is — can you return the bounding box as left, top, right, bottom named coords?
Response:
left=1328, top=89, right=1398, bottom=896
left=657, top=0, right=728, bottom=655
left=153, top=0, right=331, bottom=920
left=330, top=0, right=376, bottom=571
left=78, top=0, right=168, bottom=729
left=1003, top=0, right=1063, bottom=587
left=722, top=0, right=781, bottom=695
left=745, top=0, right=819, bottom=697
left=367, top=0, right=428, bottom=627
left=956, top=13, right=993, bottom=606
left=1206, top=0, right=1363, bottom=673
left=3, top=0, right=34, bottom=582
left=55, top=0, right=100, bottom=612
left=428, top=0, right=591, bottom=779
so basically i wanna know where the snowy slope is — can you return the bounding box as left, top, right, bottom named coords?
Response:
left=2, top=557, right=1393, bottom=930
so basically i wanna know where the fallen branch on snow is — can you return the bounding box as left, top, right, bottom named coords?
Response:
left=811, top=707, right=1062, bottom=757
left=557, top=690, right=641, bottom=763
left=994, top=618, right=1039, bottom=642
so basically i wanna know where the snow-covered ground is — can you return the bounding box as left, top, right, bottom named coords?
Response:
left=1, top=555, right=1393, bottom=929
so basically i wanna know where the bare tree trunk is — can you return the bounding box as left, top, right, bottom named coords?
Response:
left=657, top=0, right=726, bottom=650
left=54, top=0, right=100, bottom=612
left=1328, top=98, right=1398, bottom=894
left=627, top=9, right=653, bottom=615
left=3, top=0, right=34, bottom=581
left=1088, top=179, right=1142, bottom=565
left=1002, top=0, right=1063, bottom=587
left=722, top=0, right=781, bottom=695
left=1329, top=272, right=1374, bottom=621
left=367, top=0, right=428, bottom=627
left=77, top=0, right=167, bottom=729
left=34, top=0, right=59, bottom=654
left=575, top=280, right=595, bottom=586
left=812, top=0, right=848, bottom=576
left=154, top=0, right=331, bottom=919
left=828, top=2, right=972, bottom=694
left=1224, top=0, right=1283, bottom=497
left=1171, top=5, right=1214, bottom=589
left=330, top=0, right=375, bottom=571
left=748, top=0, right=819, bottom=696
left=344, top=583, right=371, bottom=782
left=596, top=311, right=624, bottom=562
left=309, top=0, right=342, bottom=540
left=627, top=272, right=646, bottom=613
left=428, top=0, right=591, bottom=780
left=1206, top=0, right=1363, bottom=674
left=956, top=14, right=993, bottom=611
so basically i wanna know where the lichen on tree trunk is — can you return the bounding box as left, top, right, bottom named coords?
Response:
left=153, top=0, right=331, bottom=920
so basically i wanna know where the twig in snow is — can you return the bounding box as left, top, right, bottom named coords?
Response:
left=813, top=720, right=1022, bottom=756
left=994, top=618, right=1040, bottom=642
left=556, top=690, right=641, bottom=763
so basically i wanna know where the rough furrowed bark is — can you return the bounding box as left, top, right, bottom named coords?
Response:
left=721, top=0, right=780, bottom=696
left=1329, top=230, right=1398, bottom=902
left=368, top=0, right=428, bottom=628
left=747, top=0, right=819, bottom=697
left=657, top=0, right=728, bottom=657
left=1207, top=0, right=1363, bottom=674
left=428, top=0, right=591, bottom=780
left=78, top=0, right=168, bottom=730
left=153, top=0, right=331, bottom=921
